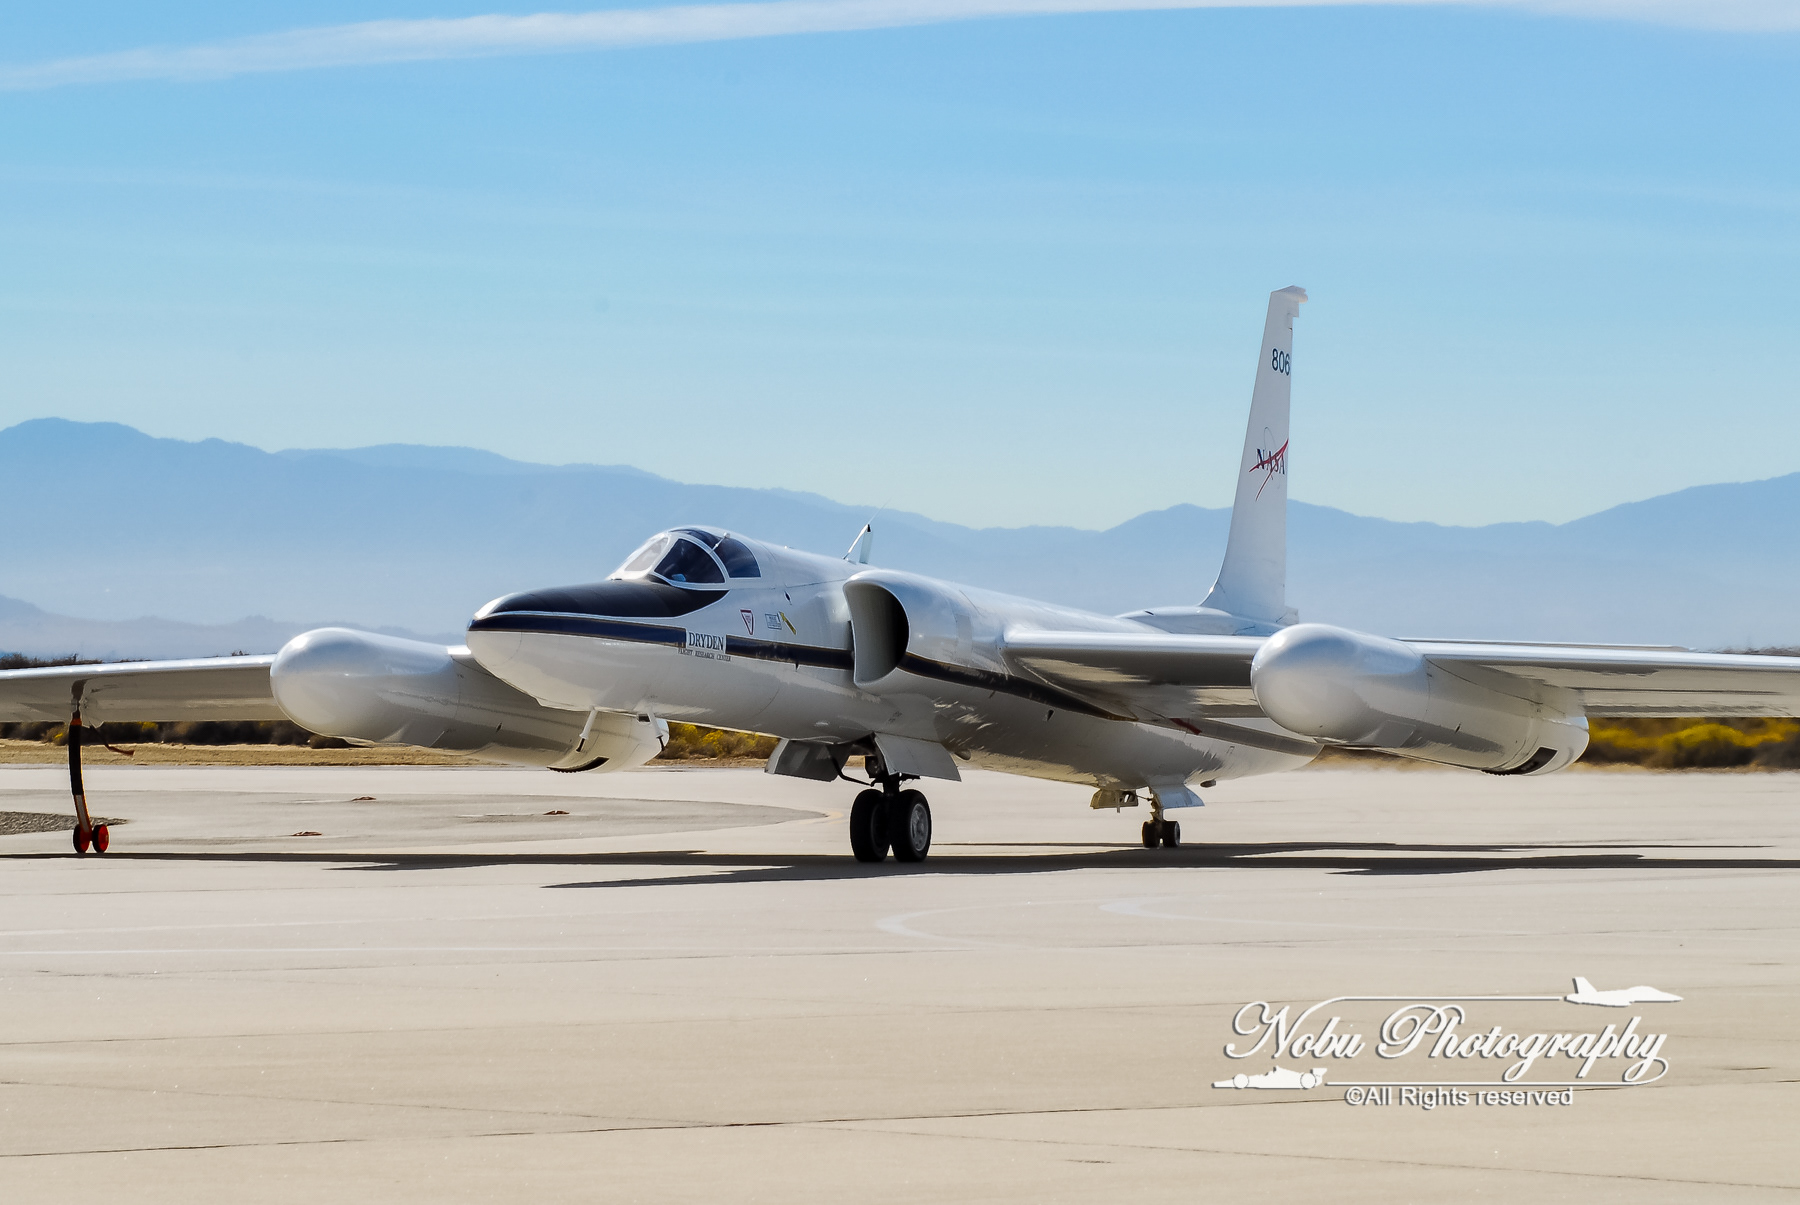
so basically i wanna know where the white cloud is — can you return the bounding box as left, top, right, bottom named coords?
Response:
left=1, top=0, right=1793, bottom=91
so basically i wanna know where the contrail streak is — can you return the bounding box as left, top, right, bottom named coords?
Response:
left=1, top=0, right=1792, bottom=91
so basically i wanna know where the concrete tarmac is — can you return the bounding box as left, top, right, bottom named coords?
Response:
left=1, top=761, right=1795, bottom=1202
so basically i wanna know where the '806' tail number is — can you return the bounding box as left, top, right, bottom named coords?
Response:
left=1270, top=348, right=1291, bottom=375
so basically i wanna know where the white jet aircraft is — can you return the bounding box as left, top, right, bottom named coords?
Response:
left=1213, top=1066, right=1328, bottom=1090
left=6, top=286, right=1800, bottom=862
left=1564, top=977, right=1683, bottom=1007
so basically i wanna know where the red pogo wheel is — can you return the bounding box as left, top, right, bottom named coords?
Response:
left=91, top=824, right=110, bottom=854
left=72, top=824, right=91, bottom=854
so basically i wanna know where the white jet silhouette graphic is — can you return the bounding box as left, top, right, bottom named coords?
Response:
left=1212, top=1066, right=1327, bottom=1090
left=1564, top=977, right=1682, bottom=1007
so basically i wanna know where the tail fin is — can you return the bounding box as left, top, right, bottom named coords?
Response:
left=1572, top=977, right=1595, bottom=995
left=1200, top=285, right=1306, bottom=626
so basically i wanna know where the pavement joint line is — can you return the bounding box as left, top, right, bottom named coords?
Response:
left=0, top=1075, right=694, bottom=1128
left=0, top=998, right=1286, bottom=1048
left=812, top=1116, right=1800, bottom=1193
left=0, top=997, right=1363, bottom=1049
left=5, top=1103, right=1799, bottom=1193
left=0, top=1103, right=1245, bottom=1162
left=6, top=918, right=1782, bottom=943
left=4, top=930, right=1771, bottom=964
left=0, top=912, right=664, bottom=937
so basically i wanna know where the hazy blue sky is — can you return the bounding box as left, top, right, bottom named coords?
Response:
left=2, top=2, right=1796, bottom=529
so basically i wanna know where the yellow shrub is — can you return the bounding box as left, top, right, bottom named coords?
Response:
left=1585, top=718, right=1800, bottom=768
left=657, top=722, right=779, bottom=761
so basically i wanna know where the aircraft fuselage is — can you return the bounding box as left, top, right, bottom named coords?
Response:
left=465, top=532, right=1315, bottom=794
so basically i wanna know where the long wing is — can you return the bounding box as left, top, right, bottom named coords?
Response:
left=0, top=656, right=282, bottom=723
left=1410, top=642, right=1800, bottom=717
left=1003, top=627, right=1800, bottom=724
left=1002, top=630, right=1265, bottom=719
left=1001, top=629, right=1318, bottom=757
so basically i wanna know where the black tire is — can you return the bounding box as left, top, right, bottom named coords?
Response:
left=889, top=790, right=932, bottom=863
left=1141, top=821, right=1159, bottom=849
left=1162, top=820, right=1181, bottom=849
left=850, top=790, right=889, bottom=862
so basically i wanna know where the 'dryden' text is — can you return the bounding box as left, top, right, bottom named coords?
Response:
left=683, top=631, right=730, bottom=661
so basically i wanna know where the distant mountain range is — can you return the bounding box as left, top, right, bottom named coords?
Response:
left=3, top=418, right=1796, bottom=657
left=0, top=594, right=456, bottom=663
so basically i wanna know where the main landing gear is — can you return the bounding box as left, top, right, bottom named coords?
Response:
left=1141, top=795, right=1181, bottom=850
left=849, top=771, right=932, bottom=864
left=67, top=709, right=110, bottom=856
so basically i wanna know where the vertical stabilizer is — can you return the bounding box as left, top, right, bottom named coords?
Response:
left=1200, top=286, right=1306, bottom=625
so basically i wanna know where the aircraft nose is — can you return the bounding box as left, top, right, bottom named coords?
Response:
left=471, top=587, right=577, bottom=622
left=469, top=581, right=725, bottom=630
left=463, top=592, right=546, bottom=678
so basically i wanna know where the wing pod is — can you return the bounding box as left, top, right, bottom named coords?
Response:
left=1251, top=623, right=1588, bottom=775
left=270, top=628, right=663, bottom=771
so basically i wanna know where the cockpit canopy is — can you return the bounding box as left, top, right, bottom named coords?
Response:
left=611, top=528, right=761, bottom=588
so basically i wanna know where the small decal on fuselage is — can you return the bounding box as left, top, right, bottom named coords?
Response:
left=740, top=609, right=755, bottom=635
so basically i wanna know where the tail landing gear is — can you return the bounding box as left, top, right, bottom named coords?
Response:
left=1092, top=786, right=1186, bottom=850
left=848, top=770, right=932, bottom=864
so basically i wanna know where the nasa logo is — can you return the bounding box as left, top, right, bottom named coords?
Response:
left=1250, top=425, right=1287, bottom=498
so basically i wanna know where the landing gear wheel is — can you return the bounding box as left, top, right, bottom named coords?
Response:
left=72, top=824, right=90, bottom=855
left=850, top=789, right=890, bottom=863
left=91, top=824, right=110, bottom=854
left=1161, top=820, right=1181, bottom=849
left=1141, top=821, right=1158, bottom=849
left=889, top=790, right=932, bottom=863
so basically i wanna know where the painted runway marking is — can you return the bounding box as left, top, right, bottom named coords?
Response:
left=877, top=895, right=1537, bottom=947
left=875, top=898, right=1098, bottom=949
left=1100, top=896, right=1534, bottom=935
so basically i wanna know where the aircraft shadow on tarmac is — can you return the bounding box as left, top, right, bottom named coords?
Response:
left=11, top=841, right=1796, bottom=886
left=534, top=842, right=1800, bottom=888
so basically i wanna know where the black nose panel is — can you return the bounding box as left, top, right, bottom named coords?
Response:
left=472, top=581, right=726, bottom=624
